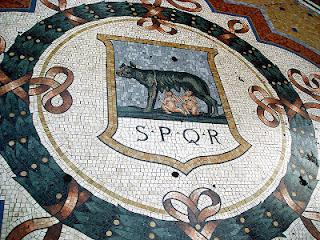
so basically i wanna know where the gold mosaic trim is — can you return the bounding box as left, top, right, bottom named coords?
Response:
left=98, top=33, right=251, bottom=174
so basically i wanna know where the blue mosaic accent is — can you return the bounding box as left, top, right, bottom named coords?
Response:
left=0, top=200, right=4, bottom=235
left=0, top=0, right=37, bottom=13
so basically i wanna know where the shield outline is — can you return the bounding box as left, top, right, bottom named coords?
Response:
left=97, top=34, right=251, bottom=174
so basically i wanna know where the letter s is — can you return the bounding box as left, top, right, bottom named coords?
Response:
left=136, top=125, right=148, bottom=141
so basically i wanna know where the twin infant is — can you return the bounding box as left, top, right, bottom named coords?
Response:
left=161, top=90, right=200, bottom=116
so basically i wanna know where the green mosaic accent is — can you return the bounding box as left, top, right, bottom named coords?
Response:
left=0, top=2, right=318, bottom=239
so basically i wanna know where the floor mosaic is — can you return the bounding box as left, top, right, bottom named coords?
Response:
left=0, top=0, right=319, bottom=239
left=0, top=200, right=3, bottom=236
left=0, top=0, right=37, bottom=12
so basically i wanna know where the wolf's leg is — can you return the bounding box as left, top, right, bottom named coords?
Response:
left=207, top=102, right=213, bottom=114
left=204, top=95, right=218, bottom=116
left=144, top=85, right=158, bottom=112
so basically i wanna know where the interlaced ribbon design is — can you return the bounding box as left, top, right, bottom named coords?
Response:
left=227, top=19, right=249, bottom=34
left=219, top=19, right=249, bottom=43
left=40, top=0, right=87, bottom=25
left=29, top=67, right=74, bottom=114
left=274, top=181, right=320, bottom=239
left=166, top=0, right=202, bottom=12
left=163, top=188, right=221, bottom=240
left=248, top=85, right=320, bottom=128
left=138, top=0, right=178, bottom=35
left=288, top=68, right=320, bottom=101
left=0, top=71, right=33, bottom=103
left=0, top=37, right=73, bottom=114
left=7, top=179, right=91, bottom=240
left=0, top=66, right=74, bottom=114
left=138, top=0, right=202, bottom=35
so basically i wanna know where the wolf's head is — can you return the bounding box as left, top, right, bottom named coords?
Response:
left=116, top=62, right=137, bottom=78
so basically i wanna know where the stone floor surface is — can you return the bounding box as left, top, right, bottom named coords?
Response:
left=0, top=0, right=319, bottom=239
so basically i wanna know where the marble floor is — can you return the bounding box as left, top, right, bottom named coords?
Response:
left=0, top=0, right=319, bottom=239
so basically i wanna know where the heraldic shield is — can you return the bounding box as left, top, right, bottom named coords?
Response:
left=97, top=34, right=251, bottom=174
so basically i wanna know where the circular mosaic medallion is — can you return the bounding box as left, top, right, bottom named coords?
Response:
left=0, top=1, right=319, bottom=240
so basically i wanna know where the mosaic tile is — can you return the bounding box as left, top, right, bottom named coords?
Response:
left=207, top=0, right=320, bottom=65
left=0, top=200, right=3, bottom=235
left=0, top=0, right=319, bottom=239
left=231, top=0, right=320, bottom=51
left=0, top=0, right=37, bottom=12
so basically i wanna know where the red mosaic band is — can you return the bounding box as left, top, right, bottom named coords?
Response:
left=166, top=0, right=202, bottom=12
left=208, top=0, right=320, bottom=66
left=274, top=181, right=320, bottom=239
left=6, top=179, right=91, bottom=240
left=40, top=0, right=87, bottom=25
left=163, top=188, right=221, bottom=240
